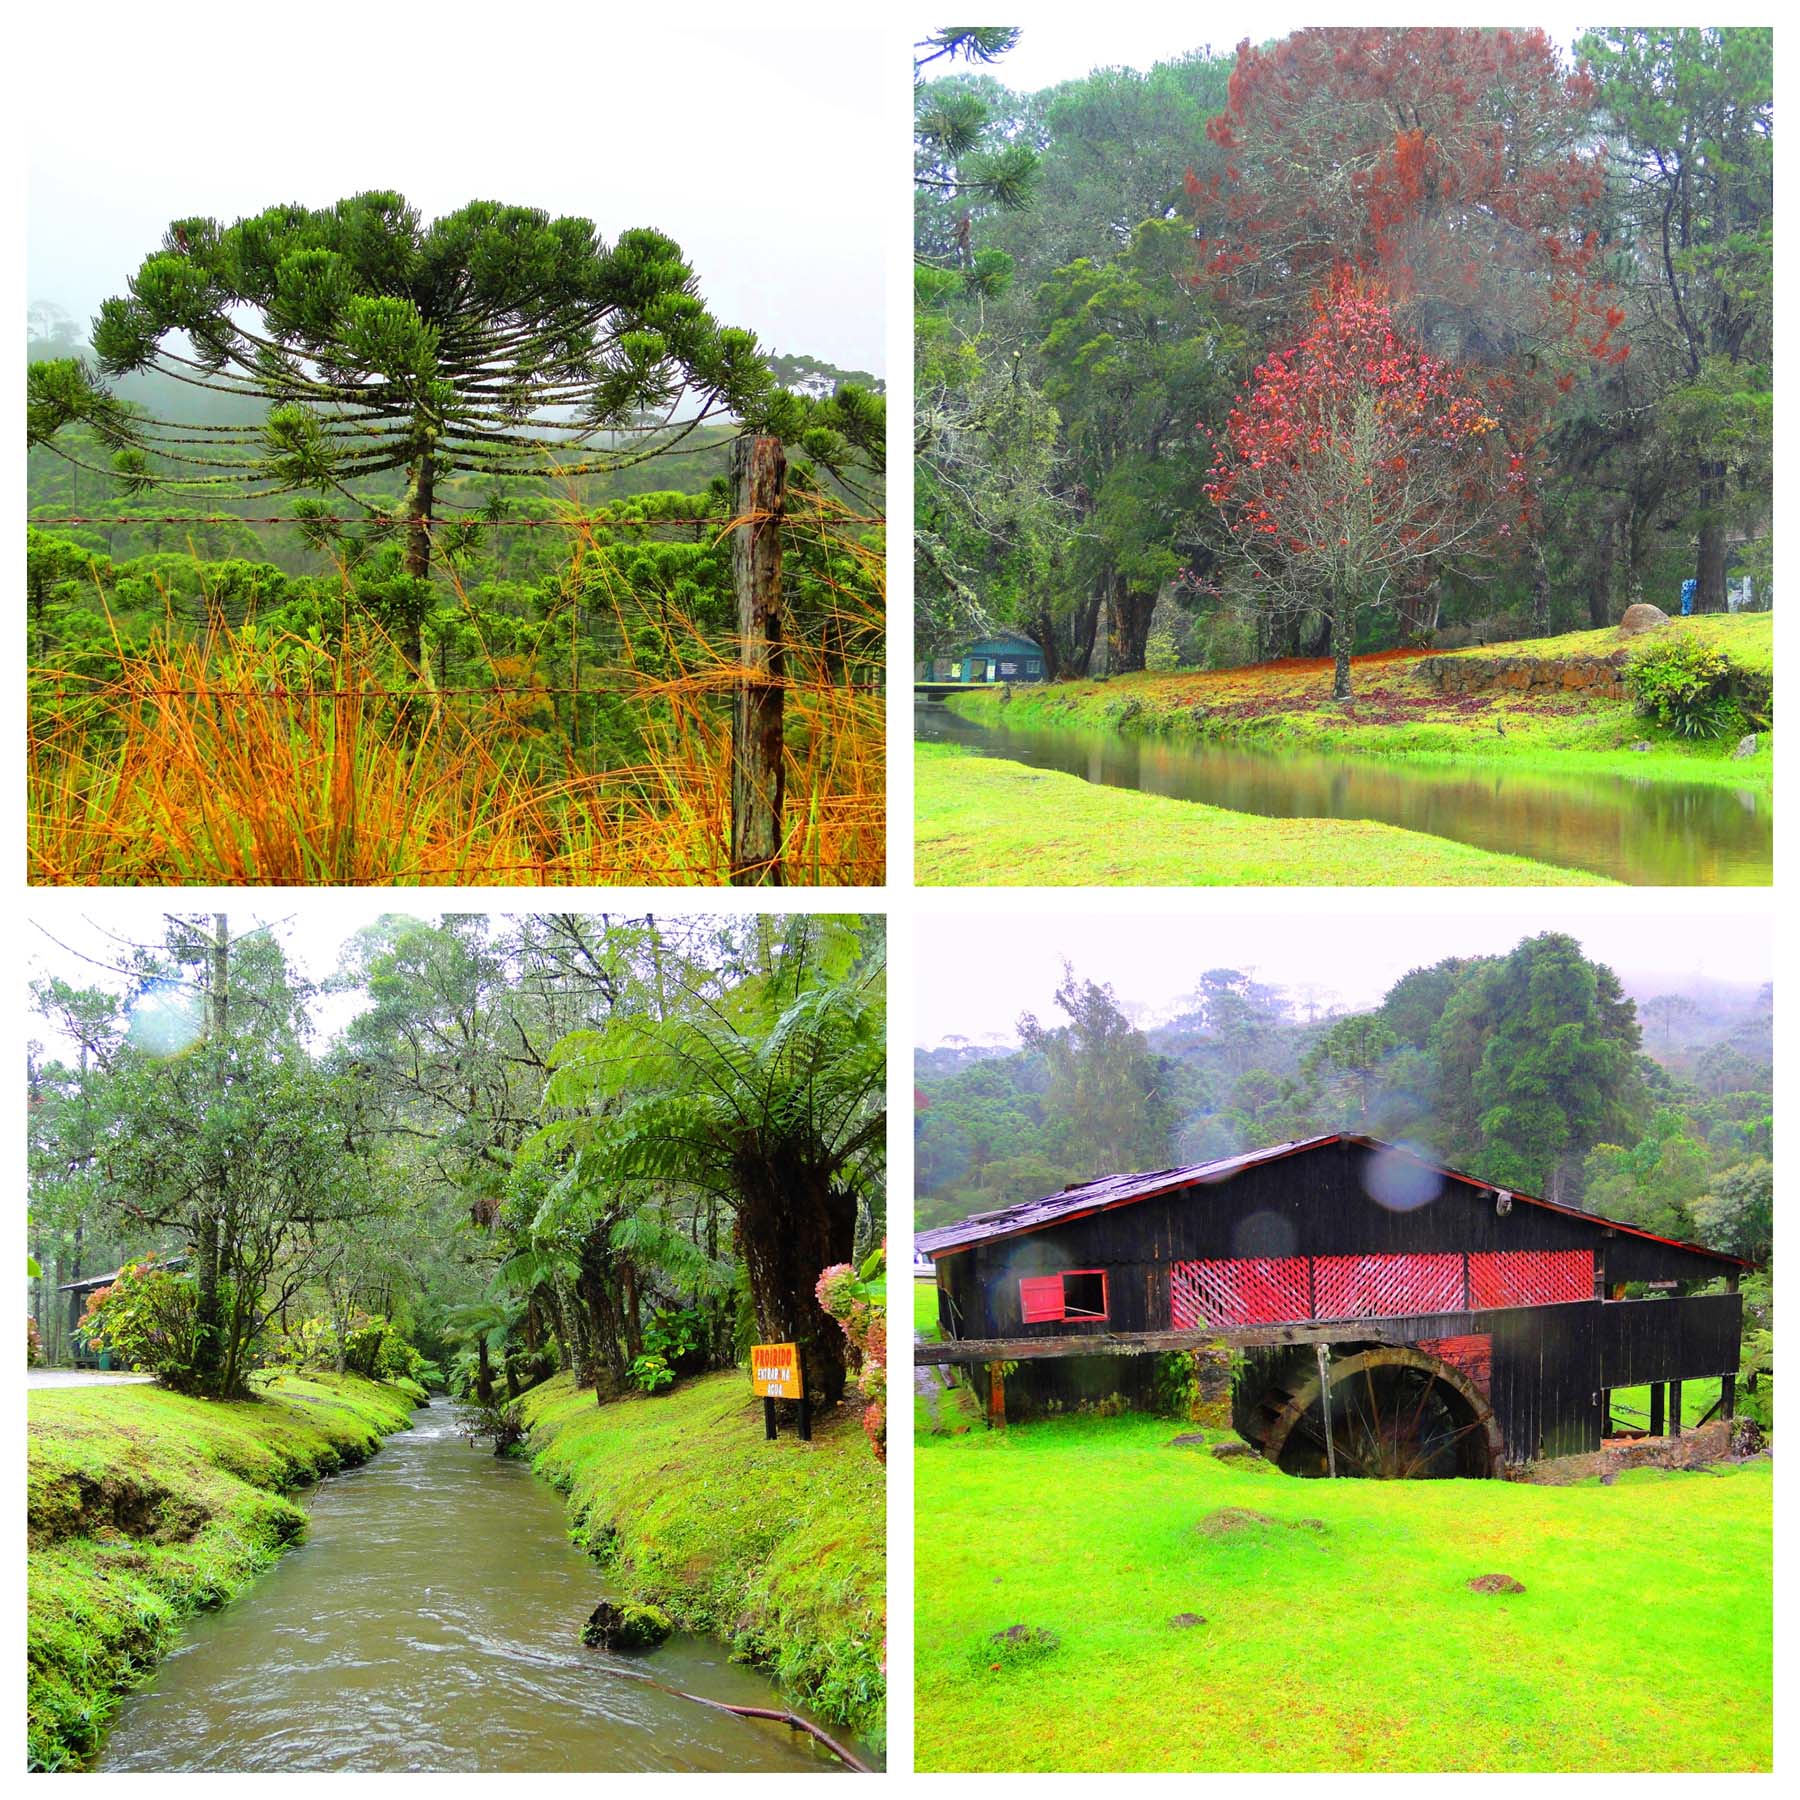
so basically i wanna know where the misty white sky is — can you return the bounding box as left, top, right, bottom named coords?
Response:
left=916, top=905, right=1773, bottom=1047
left=28, top=906, right=419, bottom=1060
left=21, top=17, right=886, bottom=375
left=976, top=13, right=1596, bottom=93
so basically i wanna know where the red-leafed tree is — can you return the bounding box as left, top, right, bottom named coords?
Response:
left=1190, top=28, right=1623, bottom=635
left=1203, top=277, right=1513, bottom=700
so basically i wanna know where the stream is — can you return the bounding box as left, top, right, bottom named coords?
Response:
left=918, top=701, right=1772, bottom=885
left=95, top=1404, right=857, bottom=1773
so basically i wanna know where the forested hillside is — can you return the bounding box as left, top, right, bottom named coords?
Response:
left=914, top=935, right=1771, bottom=1271
left=916, top=28, right=1772, bottom=676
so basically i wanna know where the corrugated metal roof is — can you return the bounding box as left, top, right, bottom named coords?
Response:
left=914, top=1132, right=1749, bottom=1268
left=914, top=1134, right=1341, bottom=1254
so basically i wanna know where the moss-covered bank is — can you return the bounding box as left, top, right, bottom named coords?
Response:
left=940, top=614, right=1773, bottom=792
left=26, top=1372, right=422, bottom=1770
left=520, top=1369, right=886, bottom=1750
left=915, top=744, right=1611, bottom=886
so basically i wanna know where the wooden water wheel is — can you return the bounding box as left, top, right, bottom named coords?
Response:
left=1256, top=1346, right=1502, bottom=1480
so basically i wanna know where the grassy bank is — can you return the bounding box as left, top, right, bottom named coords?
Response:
left=941, top=614, right=1773, bottom=790
left=916, top=744, right=1610, bottom=886
left=915, top=1412, right=1771, bottom=1772
left=27, top=1371, right=422, bottom=1770
left=519, top=1368, right=886, bottom=1750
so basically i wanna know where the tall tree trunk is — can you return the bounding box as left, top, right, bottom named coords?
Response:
left=1108, top=574, right=1156, bottom=674
left=1035, top=606, right=1062, bottom=682
left=1067, top=587, right=1103, bottom=677
left=1694, top=474, right=1728, bottom=612
left=400, top=446, right=435, bottom=669
left=475, top=1335, right=495, bottom=1406
left=734, top=1153, right=856, bottom=1405
left=1530, top=537, right=1552, bottom=636
left=1590, top=506, right=1618, bottom=630
left=577, top=1218, right=629, bottom=1398
left=1329, top=600, right=1355, bottom=702
left=195, top=914, right=230, bottom=1395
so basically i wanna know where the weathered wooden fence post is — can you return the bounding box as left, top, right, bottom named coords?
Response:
left=731, top=434, right=786, bottom=885
left=1315, top=1342, right=1337, bottom=1478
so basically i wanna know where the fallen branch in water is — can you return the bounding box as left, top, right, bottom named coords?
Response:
left=600, top=1661, right=874, bottom=1772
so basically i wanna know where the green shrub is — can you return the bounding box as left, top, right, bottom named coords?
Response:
left=629, top=1352, right=675, bottom=1394
left=1625, top=636, right=1745, bottom=739
left=78, top=1260, right=210, bottom=1386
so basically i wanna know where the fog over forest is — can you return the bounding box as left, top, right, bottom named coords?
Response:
left=23, top=21, right=886, bottom=377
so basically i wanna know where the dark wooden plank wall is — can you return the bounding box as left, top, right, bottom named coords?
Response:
left=1597, top=1291, right=1743, bottom=1387
left=945, top=1139, right=1732, bottom=1342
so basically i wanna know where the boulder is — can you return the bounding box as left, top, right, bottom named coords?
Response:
left=1617, top=602, right=1670, bottom=637
left=582, top=1599, right=673, bottom=1653
left=1734, top=733, right=1759, bottom=759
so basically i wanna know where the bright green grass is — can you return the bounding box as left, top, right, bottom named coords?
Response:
left=1609, top=1377, right=1723, bottom=1432
left=940, top=612, right=1772, bottom=787
left=915, top=1413, right=1771, bottom=1772
left=1450, top=612, right=1772, bottom=675
left=916, top=744, right=1611, bottom=886
left=519, top=1368, right=886, bottom=1748
left=27, top=1371, right=420, bottom=1770
left=914, top=1281, right=940, bottom=1339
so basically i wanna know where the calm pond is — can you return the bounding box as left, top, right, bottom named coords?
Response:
left=918, top=702, right=1771, bottom=885
left=97, top=1404, right=858, bottom=1774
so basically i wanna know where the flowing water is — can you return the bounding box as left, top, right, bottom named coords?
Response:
left=96, top=1404, right=858, bottom=1773
left=917, top=702, right=1771, bottom=885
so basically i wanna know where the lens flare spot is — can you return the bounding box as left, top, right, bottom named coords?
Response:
left=125, top=981, right=203, bottom=1059
left=1232, top=1209, right=1296, bottom=1258
left=1365, top=1143, right=1443, bottom=1213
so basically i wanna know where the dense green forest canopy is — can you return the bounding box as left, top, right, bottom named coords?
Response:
left=915, top=27, right=1772, bottom=677
left=914, top=932, right=1771, bottom=1271
left=29, top=913, right=886, bottom=1409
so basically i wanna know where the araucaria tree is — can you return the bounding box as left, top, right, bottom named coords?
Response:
left=36, top=192, right=777, bottom=666
left=1203, top=277, right=1509, bottom=699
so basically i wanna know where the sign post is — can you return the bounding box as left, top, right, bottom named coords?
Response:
left=751, top=1341, right=809, bottom=1441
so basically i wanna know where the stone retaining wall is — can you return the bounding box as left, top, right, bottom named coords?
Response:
left=1417, top=650, right=1632, bottom=700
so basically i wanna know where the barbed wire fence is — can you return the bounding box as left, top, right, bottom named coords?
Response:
left=27, top=438, right=886, bottom=886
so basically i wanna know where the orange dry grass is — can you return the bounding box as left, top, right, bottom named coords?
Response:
left=28, top=524, right=885, bottom=888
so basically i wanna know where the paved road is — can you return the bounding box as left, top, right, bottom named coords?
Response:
left=27, top=1369, right=154, bottom=1389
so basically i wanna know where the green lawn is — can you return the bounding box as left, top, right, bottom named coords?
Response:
left=520, top=1368, right=886, bottom=1749
left=27, top=1371, right=421, bottom=1770
left=916, top=744, right=1612, bottom=886
left=914, top=1279, right=940, bottom=1339
left=915, top=1413, right=1771, bottom=1772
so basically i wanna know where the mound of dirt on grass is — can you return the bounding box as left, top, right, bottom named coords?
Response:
left=1197, top=1507, right=1275, bottom=1538
left=977, top=1624, right=1062, bottom=1673
left=1467, top=1573, right=1526, bottom=1594
left=1169, top=1612, right=1206, bottom=1629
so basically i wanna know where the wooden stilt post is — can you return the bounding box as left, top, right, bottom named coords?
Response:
left=1649, top=1382, right=1665, bottom=1436
left=1669, top=1379, right=1683, bottom=1438
left=1721, top=1372, right=1735, bottom=1422
left=730, top=434, right=786, bottom=885
left=1315, top=1342, right=1337, bottom=1479
left=988, top=1362, right=1007, bottom=1428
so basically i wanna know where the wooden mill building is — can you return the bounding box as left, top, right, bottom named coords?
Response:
left=915, top=1134, right=1747, bottom=1476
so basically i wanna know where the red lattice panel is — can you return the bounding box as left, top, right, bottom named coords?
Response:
left=1171, top=1257, right=1311, bottom=1328
left=1312, top=1253, right=1465, bottom=1322
left=1468, top=1249, right=1593, bottom=1309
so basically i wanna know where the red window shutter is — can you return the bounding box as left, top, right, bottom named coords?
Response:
left=1019, top=1276, right=1066, bottom=1324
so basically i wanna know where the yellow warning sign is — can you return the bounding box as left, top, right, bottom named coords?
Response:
left=751, top=1342, right=803, bottom=1399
